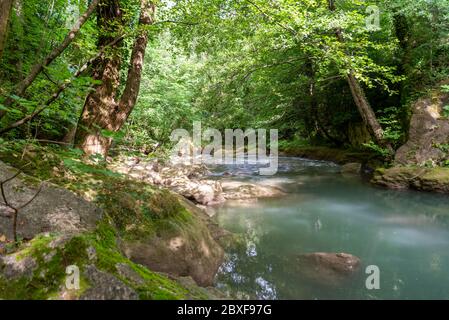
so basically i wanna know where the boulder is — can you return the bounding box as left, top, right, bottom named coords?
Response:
left=80, top=265, right=138, bottom=300
left=0, top=232, right=217, bottom=300
left=221, top=181, right=286, bottom=200
left=0, top=161, right=102, bottom=241
left=296, top=252, right=361, bottom=286
left=341, top=163, right=362, bottom=175
left=372, top=166, right=449, bottom=193
left=395, top=90, right=449, bottom=166
left=120, top=197, right=224, bottom=287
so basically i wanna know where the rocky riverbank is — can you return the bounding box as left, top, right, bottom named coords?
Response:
left=372, top=88, right=449, bottom=194
left=0, top=155, right=226, bottom=299
left=108, top=156, right=287, bottom=210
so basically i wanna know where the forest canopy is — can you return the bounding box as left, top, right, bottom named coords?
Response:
left=0, top=0, right=448, bottom=158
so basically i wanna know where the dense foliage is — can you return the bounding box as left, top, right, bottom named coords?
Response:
left=0, top=0, right=448, bottom=157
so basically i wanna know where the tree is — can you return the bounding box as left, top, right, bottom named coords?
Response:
left=75, top=0, right=155, bottom=157
left=0, top=0, right=100, bottom=120
left=0, top=0, right=14, bottom=61
left=327, top=0, right=393, bottom=153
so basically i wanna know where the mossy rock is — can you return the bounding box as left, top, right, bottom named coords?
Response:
left=0, top=143, right=225, bottom=297
left=0, top=222, right=215, bottom=300
left=372, top=166, right=449, bottom=193
left=281, top=146, right=379, bottom=165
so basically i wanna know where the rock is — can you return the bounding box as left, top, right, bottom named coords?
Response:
left=0, top=161, right=102, bottom=240
left=121, top=208, right=225, bottom=288
left=221, top=181, right=286, bottom=200
left=109, top=157, right=224, bottom=206
left=0, top=232, right=217, bottom=300
left=0, top=253, right=37, bottom=280
left=171, top=179, right=225, bottom=206
left=115, top=263, right=145, bottom=286
left=395, top=90, right=449, bottom=166
left=80, top=265, right=138, bottom=300
left=296, top=252, right=361, bottom=286
left=341, top=163, right=362, bottom=175
left=372, top=166, right=449, bottom=193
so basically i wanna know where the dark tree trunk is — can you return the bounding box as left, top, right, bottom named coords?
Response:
left=75, top=0, right=155, bottom=156
left=0, top=0, right=14, bottom=61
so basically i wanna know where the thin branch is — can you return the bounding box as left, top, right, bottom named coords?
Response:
left=154, top=20, right=199, bottom=26
left=42, top=69, right=59, bottom=87
left=18, top=183, right=45, bottom=210
left=0, top=170, right=22, bottom=206
left=0, top=0, right=100, bottom=119
left=0, top=34, right=127, bottom=135
left=245, top=0, right=297, bottom=36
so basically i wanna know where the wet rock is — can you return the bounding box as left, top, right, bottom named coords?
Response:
left=341, top=163, right=362, bottom=175
left=296, top=252, right=361, bottom=286
left=372, top=166, right=449, bottom=193
left=221, top=181, right=286, bottom=200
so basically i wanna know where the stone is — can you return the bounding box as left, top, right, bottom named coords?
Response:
left=341, top=163, right=362, bottom=175
left=372, top=166, right=449, bottom=193
left=80, top=265, right=138, bottom=300
left=395, top=90, right=449, bottom=166
left=121, top=196, right=224, bottom=287
left=221, top=181, right=286, bottom=200
left=0, top=161, right=102, bottom=240
left=0, top=253, right=37, bottom=280
left=296, top=252, right=361, bottom=286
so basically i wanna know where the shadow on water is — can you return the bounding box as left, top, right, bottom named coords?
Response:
left=212, top=157, right=449, bottom=299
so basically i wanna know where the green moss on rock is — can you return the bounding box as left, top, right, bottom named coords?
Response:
left=0, top=222, right=212, bottom=300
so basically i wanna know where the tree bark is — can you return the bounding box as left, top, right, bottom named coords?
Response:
left=75, top=0, right=155, bottom=156
left=0, top=0, right=100, bottom=119
left=327, top=0, right=393, bottom=153
left=0, top=0, right=14, bottom=61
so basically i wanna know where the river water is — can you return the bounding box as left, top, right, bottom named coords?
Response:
left=210, top=157, right=449, bottom=300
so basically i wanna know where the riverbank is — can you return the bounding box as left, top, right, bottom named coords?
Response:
left=0, top=144, right=229, bottom=299
left=280, top=146, right=379, bottom=165
left=280, top=145, right=449, bottom=195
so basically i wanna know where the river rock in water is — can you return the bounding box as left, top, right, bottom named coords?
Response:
left=296, top=252, right=361, bottom=286
left=341, top=163, right=362, bottom=175
left=221, top=181, right=286, bottom=200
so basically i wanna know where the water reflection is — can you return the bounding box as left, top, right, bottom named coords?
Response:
left=214, top=158, right=449, bottom=299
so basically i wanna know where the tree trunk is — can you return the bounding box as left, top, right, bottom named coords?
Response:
left=0, top=0, right=14, bottom=61
left=327, top=0, right=393, bottom=153
left=0, top=0, right=100, bottom=119
left=75, top=0, right=155, bottom=157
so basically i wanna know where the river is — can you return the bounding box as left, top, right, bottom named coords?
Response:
left=210, top=157, right=449, bottom=299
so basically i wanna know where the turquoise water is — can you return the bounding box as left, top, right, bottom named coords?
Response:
left=212, top=158, right=449, bottom=300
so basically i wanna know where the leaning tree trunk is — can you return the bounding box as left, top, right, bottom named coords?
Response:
left=327, top=0, right=393, bottom=153
left=0, top=0, right=14, bottom=61
left=0, top=0, right=100, bottom=120
left=75, top=0, right=155, bottom=157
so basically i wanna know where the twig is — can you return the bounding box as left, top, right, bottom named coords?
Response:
left=0, top=165, right=43, bottom=243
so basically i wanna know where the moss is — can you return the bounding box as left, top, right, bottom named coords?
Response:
left=422, top=167, right=449, bottom=183
left=281, top=146, right=380, bottom=165
left=0, top=142, right=219, bottom=299
left=0, top=221, right=211, bottom=300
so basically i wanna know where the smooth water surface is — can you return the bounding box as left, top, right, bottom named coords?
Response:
left=212, top=158, right=449, bottom=299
